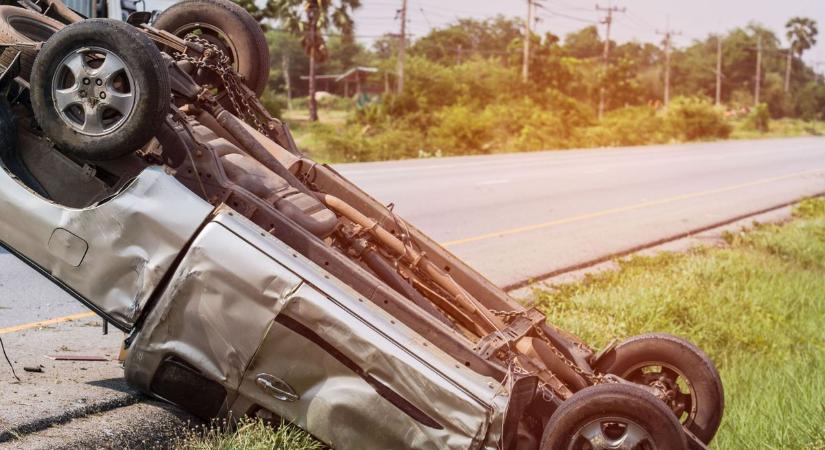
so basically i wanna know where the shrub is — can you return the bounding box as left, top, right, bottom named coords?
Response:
left=665, top=96, right=732, bottom=141
left=306, top=122, right=426, bottom=162
left=513, top=109, right=571, bottom=151
left=583, top=106, right=666, bottom=147
left=745, top=103, right=771, bottom=132
left=428, top=105, right=496, bottom=155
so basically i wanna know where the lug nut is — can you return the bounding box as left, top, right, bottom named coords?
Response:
left=83, top=78, right=90, bottom=85
left=99, top=92, right=107, bottom=99
left=95, top=79, right=103, bottom=86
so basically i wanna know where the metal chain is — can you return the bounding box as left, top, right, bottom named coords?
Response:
left=171, top=35, right=268, bottom=134
left=533, top=325, right=613, bottom=385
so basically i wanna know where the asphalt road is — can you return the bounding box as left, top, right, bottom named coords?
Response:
left=2, top=137, right=825, bottom=329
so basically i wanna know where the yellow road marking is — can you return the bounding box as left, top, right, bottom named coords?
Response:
left=443, top=168, right=825, bottom=247
left=0, top=312, right=96, bottom=335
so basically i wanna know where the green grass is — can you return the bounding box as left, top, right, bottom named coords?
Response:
left=174, top=418, right=322, bottom=450
left=534, top=198, right=825, bottom=449
left=730, top=118, right=825, bottom=140
left=180, top=199, right=825, bottom=449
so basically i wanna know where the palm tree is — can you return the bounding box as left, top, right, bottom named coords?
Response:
left=271, top=0, right=361, bottom=122
left=784, top=17, right=818, bottom=92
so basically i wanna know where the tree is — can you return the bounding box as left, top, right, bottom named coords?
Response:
left=785, top=17, right=818, bottom=92
left=563, top=26, right=606, bottom=59
left=410, top=17, right=522, bottom=65
left=269, top=0, right=361, bottom=121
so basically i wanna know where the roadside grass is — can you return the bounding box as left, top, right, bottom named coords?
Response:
left=730, top=118, right=825, bottom=140
left=534, top=197, right=825, bottom=449
left=174, top=418, right=322, bottom=450
left=179, top=198, right=825, bottom=449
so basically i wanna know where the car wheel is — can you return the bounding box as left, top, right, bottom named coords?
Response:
left=152, top=0, right=269, bottom=97
left=0, top=6, right=64, bottom=80
left=541, top=384, right=689, bottom=450
left=30, top=19, right=170, bottom=161
left=594, top=333, right=724, bottom=444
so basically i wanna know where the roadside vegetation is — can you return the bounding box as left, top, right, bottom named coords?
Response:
left=250, top=15, right=825, bottom=163
left=176, top=198, right=825, bottom=449
left=174, top=418, right=322, bottom=450
left=535, top=197, right=825, bottom=449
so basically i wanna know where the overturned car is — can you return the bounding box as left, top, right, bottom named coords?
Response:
left=0, top=2, right=724, bottom=449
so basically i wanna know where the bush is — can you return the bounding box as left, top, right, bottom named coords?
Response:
left=665, top=96, right=732, bottom=141
left=305, top=122, right=426, bottom=162
left=745, top=103, right=771, bottom=132
left=428, top=104, right=496, bottom=155
left=583, top=106, right=666, bottom=147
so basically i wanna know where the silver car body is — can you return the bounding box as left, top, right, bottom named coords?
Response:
left=0, top=164, right=508, bottom=449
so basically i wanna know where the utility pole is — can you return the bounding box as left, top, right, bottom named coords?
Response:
left=282, top=54, right=293, bottom=111
left=523, top=0, right=534, bottom=82
left=784, top=47, right=793, bottom=93
left=596, top=3, right=625, bottom=119
left=754, top=35, right=762, bottom=105
left=656, top=27, right=681, bottom=109
left=715, top=35, right=723, bottom=105
left=307, top=3, right=319, bottom=122
left=397, top=0, right=408, bottom=94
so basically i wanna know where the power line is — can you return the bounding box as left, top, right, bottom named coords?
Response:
left=535, top=6, right=598, bottom=25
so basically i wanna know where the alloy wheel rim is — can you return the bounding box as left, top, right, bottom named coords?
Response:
left=568, top=416, right=656, bottom=450
left=51, top=46, right=137, bottom=136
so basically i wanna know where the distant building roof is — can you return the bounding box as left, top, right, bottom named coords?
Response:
left=335, top=67, right=379, bottom=83
left=300, top=66, right=379, bottom=82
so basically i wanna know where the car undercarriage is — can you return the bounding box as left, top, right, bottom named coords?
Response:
left=0, top=2, right=724, bottom=448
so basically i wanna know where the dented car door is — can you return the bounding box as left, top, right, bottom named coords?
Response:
left=0, top=166, right=213, bottom=329
left=124, top=208, right=509, bottom=450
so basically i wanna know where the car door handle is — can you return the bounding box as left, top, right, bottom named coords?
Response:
left=255, top=373, right=299, bottom=402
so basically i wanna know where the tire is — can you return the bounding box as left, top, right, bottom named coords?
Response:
left=594, top=333, right=724, bottom=444
left=541, top=384, right=688, bottom=450
left=30, top=19, right=170, bottom=161
left=0, top=6, right=63, bottom=80
left=152, top=0, right=269, bottom=96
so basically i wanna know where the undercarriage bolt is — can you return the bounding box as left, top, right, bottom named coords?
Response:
left=83, top=78, right=90, bottom=85
left=99, top=92, right=107, bottom=99
left=95, top=79, right=103, bottom=86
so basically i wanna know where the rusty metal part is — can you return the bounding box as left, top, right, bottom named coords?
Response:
left=474, top=308, right=545, bottom=360
left=317, top=193, right=506, bottom=335
left=516, top=338, right=588, bottom=392
left=402, top=268, right=486, bottom=338
left=139, top=24, right=189, bottom=54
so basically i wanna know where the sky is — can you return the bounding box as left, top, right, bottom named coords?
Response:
left=353, top=0, right=825, bottom=67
